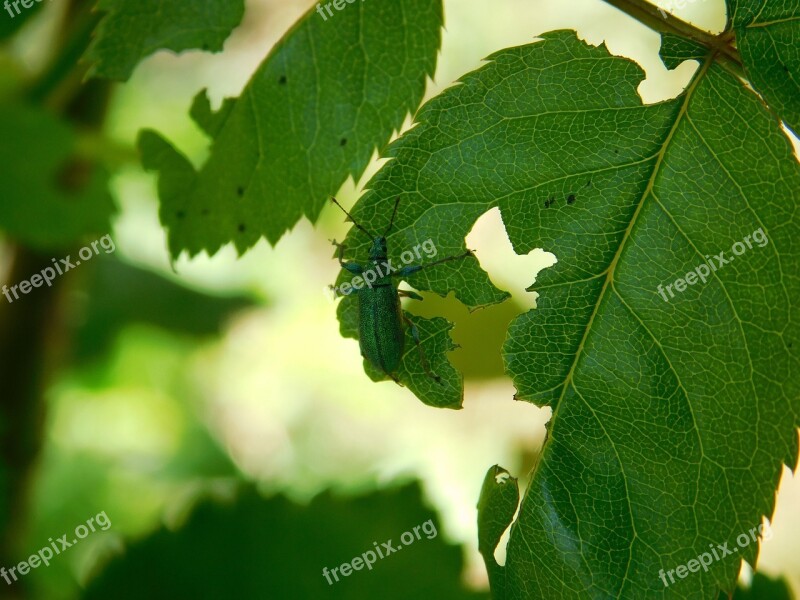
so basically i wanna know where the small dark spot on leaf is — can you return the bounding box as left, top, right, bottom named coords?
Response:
left=176, top=210, right=186, bottom=219
left=544, top=197, right=555, bottom=209
left=567, top=194, right=576, bottom=205
left=586, top=180, right=592, bottom=188
left=202, top=43, right=209, bottom=51
left=614, top=149, right=619, bottom=154
left=237, top=186, right=245, bottom=197
left=54, top=158, right=93, bottom=193
left=783, top=65, right=789, bottom=73
left=238, top=224, right=246, bottom=233
left=789, top=342, right=794, bottom=348
left=340, top=138, right=347, bottom=146
left=279, top=76, right=287, bottom=85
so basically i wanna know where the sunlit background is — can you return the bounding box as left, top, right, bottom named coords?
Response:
left=4, top=0, right=799, bottom=597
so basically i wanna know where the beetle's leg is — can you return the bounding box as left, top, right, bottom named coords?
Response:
left=392, top=250, right=474, bottom=278
left=362, top=351, right=404, bottom=386
left=341, top=262, right=365, bottom=276
left=398, top=289, right=424, bottom=301
left=332, top=239, right=365, bottom=275
left=402, top=314, right=442, bottom=384
left=384, top=370, right=403, bottom=386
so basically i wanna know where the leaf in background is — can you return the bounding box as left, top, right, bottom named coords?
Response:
left=140, top=0, right=443, bottom=259
left=0, top=103, right=114, bottom=249
left=84, top=0, right=245, bottom=81
left=346, top=30, right=800, bottom=597
left=69, top=256, right=254, bottom=363
left=82, top=483, right=486, bottom=600
left=727, top=0, right=800, bottom=136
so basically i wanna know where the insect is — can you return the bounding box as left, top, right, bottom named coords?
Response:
left=330, top=197, right=473, bottom=383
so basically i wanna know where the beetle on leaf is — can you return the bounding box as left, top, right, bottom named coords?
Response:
left=330, top=197, right=473, bottom=384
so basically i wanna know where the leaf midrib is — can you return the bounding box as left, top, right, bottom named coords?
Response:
left=517, top=52, right=716, bottom=595
left=547, top=52, right=713, bottom=415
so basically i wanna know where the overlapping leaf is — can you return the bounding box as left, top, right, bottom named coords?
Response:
left=727, top=0, right=800, bottom=136
left=141, top=0, right=443, bottom=259
left=341, top=30, right=799, bottom=597
left=84, top=0, right=245, bottom=81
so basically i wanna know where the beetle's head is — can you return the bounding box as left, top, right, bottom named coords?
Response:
left=369, top=237, right=388, bottom=261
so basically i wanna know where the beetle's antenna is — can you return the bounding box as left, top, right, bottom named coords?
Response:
left=330, top=197, right=374, bottom=239
left=383, top=198, right=401, bottom=236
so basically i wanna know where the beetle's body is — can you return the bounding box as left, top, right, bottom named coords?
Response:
left=357, top=263, right=405, bottom=373
left=331, top=197, right=472, bottom=382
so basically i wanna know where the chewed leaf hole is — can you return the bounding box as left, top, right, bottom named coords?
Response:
left=467, top=207, right=557, bottom=311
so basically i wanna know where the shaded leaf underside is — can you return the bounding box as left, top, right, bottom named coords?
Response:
left=141, top=0, right=443, bottom=259
left=84, top=0, right=246, bottom=81
left=344, top=30, right=800, bottom=598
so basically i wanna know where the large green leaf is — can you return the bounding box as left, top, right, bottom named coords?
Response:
left=84, top=0, right=245, bottom=81
left=343, top=30, right=799, bottom=597
left=141, top=0, right=443, bottom=259
left=82, top=483, right=485, bottom=599
left=727, top=0, right=800, bottom=136
left=0, top=103, right=114, bottom=249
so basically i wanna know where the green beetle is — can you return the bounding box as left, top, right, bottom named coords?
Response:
left=331, top=197, right=473, bottom=382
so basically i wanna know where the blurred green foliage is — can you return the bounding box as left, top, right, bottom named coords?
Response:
left=82, top=483, right=487, bottom=600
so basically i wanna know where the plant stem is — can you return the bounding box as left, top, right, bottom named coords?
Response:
left=601, top=0, right=744, bottom=77
left=0, top=247, right=65, bottom=584
left=75, top=130, right=141, bottom=168
left=0, top=3, right=114, bottom=596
